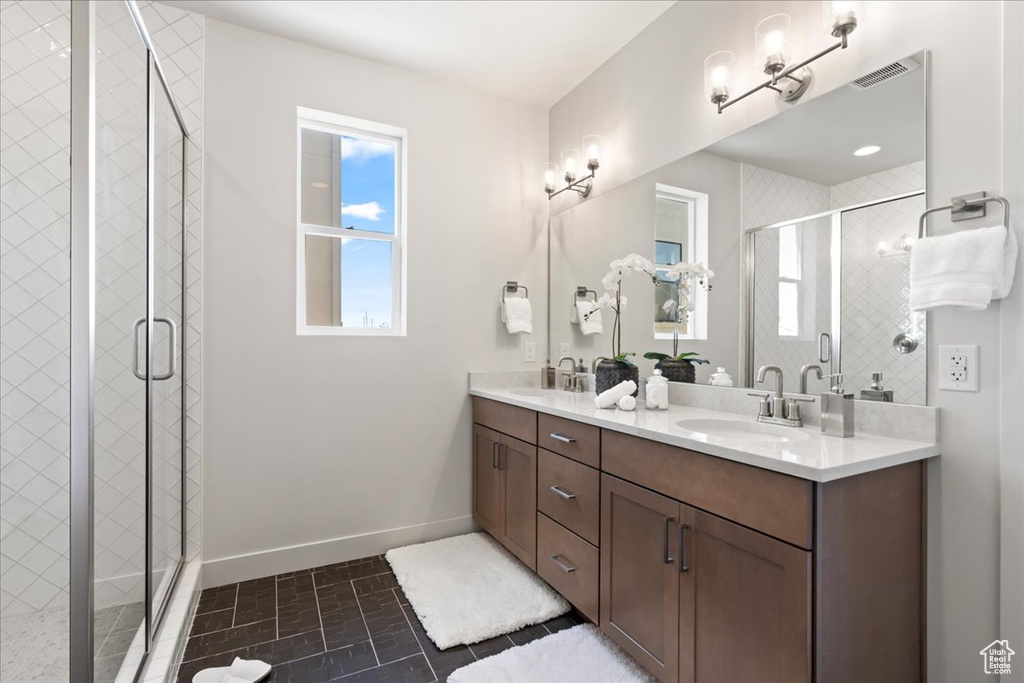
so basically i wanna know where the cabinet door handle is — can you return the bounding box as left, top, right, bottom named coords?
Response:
left=498, top=443, right=505, bottom=470
left=550, top=554, right=576, bottom=573
left=492, top=442, right=499, bottom=469
left=678, top=523, right=690, bottom=573
left=549, top=485, right=577, bottom=500
left=549, top=433, right=576, bottom=444
left=663, top=516, right=675, bottom=564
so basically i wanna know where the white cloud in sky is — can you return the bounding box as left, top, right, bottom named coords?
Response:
left=341, top=137, right=395, bottom=163
left=341, top=201, right=385, bottom=221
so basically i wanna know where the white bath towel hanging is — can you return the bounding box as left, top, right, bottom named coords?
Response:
left=909, top=225, right=1018, bottom=311
left=502, top=296, right=533, bottom=334
left=576, top=300, right=603, bottom=335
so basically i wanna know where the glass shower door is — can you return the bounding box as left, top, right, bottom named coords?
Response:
left=149, top=57, right=185, bottom=622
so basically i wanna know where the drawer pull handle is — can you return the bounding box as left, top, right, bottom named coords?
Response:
left=550, top=555, right=576, bottom=573
left=549, top=433, right=576, bottom=444
left=550, top=485, right=577, bottom=500
left=663, top=517, right=675, bottom=564
left=678, top=523, right=690, bottom=574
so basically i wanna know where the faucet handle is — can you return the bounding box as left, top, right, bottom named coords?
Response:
left=747, top=392, right=772, bottom=417
left=785, top=396, right=816, bottom=423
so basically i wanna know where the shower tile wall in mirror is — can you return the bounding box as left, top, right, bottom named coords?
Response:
left=549, top=51, right=927, bottom=405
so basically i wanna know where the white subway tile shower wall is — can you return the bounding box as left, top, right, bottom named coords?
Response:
left=0, top=0, right=204, bottom=617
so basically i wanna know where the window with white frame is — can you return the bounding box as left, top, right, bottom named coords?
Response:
left=296, top=107, right=406, bottom=335
left=777, top=223, right=801, bottom=337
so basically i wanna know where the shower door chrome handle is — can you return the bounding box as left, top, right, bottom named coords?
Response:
left=132, top=318, right=146, bottom=380
left=818, top=332, right=832, bottom=364
left=153, top=317, right=177, bottom=381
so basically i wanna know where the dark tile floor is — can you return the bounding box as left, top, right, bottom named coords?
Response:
left=175, top=554, right=585, bottom=683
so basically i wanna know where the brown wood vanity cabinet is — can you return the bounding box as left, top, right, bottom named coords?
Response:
left=472, top=397, right=925, bottom=683
left=471, top=398, right=538, bottom=570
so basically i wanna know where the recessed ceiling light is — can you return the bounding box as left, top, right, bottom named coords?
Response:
left=311, top=181, right=329, bottom=189
left=853, top=145, right=881, bottom=157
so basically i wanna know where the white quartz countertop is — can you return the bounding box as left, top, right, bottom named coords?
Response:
left=469, top=386, right=940, bottom=483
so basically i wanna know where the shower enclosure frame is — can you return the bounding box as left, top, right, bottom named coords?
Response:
left=69, top=2, right=190, bottom=680
left=742, top=189, right=927, bottom=390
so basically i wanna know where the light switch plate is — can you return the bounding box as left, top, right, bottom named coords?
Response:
left=524, top=342, right=536, bottom=363
left=939, top=345, right=979, bottom=392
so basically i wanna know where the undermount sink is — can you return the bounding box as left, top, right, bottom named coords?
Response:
left=676, top=418, right=811, bottom=444
left=510, top=388, right=551, bottom=397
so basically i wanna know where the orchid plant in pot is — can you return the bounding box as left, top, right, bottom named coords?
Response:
left=586, top=254, right=714, bottom=395
left=644, top=268, right=713, bottom=383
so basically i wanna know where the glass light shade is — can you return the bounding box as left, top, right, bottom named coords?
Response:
left=544, top=162, right=559, bottom=193
left=561, top=149, right=580, bottom=183
left=704, top=51, right=735, bottom=105
left=824, top=0, right=859, bottom=37
left=755, top=14, right=791, bottom=75
left=582, top=135, right=602, bottom=170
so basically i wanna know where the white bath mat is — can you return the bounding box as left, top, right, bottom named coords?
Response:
left=447, top=624, right=654, bottom=682
left=385, top=532, right=569, bottom=649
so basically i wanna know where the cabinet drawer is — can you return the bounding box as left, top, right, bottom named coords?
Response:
left=537, top=513, right=599, bottom=623
left=473, top=397, right=537, bottom=444
left=538, top=449, right=600, bottom=546
left=602, top=430, right=813, bottom=549
left=538, top=413, right=599, bottom=467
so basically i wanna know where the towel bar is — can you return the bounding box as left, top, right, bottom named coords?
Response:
left=501, top=281, right=528, bottom=302
left=918, top=192, right=1010, bottom=239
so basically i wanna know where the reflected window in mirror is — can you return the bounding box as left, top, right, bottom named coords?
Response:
left=777, top=224, right=801, bottom=337
left=653, top=184, right=708, bottom=340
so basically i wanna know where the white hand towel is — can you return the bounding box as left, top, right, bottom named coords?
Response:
left=909, top=225, right=1018, bottom=311
left=502, top=297, right=533, bottom=334
left=617, top=395, right=636, bottom=411
left=576, top=301, right=603, bottom=336
left=595, top=380, right=637, bottom=409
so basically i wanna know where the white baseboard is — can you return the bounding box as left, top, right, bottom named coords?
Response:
left=201, top=515, right=477, bottom=588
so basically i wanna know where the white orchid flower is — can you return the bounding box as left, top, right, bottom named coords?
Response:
left=662, top=299, right=677, bottom=312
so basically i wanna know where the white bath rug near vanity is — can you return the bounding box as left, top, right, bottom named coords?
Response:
left=385, top=532, right=569, bottom=649
left=447, top=624, right=654, bottom=682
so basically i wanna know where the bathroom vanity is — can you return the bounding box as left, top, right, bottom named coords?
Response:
left=468, top=388, right=939, bottom=683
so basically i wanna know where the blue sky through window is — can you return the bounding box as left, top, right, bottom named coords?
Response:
left=340, top=135, right=395, bottom=327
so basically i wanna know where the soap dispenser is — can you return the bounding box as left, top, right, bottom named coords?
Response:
left=859, top=371, right=894, bottom=402
left=821, top=373, right=854, bottom=437
left=645, top=369, right=669, bottom=410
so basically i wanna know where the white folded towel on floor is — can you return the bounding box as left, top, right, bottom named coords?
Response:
left=576, top=300, right=603, bottom=335
left=909, top=225, right=1018, bottom=311
left=502, top=296, right=533, bottom=334
left=192, top=657, right=271, bottom=683
left=595, top=380, right=637, bottom=409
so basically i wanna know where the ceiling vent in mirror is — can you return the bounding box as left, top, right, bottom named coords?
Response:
left=849, top=57, right=920, bottom=90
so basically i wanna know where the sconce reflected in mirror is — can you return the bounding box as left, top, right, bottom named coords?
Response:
left=706, top=1, right=861, bottom=113
left=545, top=135, right=602, bottom=199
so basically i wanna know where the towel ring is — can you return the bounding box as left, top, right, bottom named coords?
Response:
left=918, top=194, right=1010, bottom=239
left=570, top=287, right=597, bottom=323
left=501, top=281, right=528, bottom=302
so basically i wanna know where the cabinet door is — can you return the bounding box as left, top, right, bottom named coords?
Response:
left=499, top=434, right=537, bottom=570
left=684, top=510, right=811, bottom=683
left=601, top=475, right=680, bottom=683
left=472, top=424, right=502, bottom=539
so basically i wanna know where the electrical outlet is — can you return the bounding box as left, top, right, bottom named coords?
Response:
left=559, top=342, right=569, bottom=358
left=524, top=342, right=536, bottom=363
left=939, top=345, right=979, bottom=392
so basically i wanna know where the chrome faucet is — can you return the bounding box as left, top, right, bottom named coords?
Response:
left=799, top=363, right=824, bottom=395
left=749, top=364, right=814, bottom=427
left=557, top=356, right=582, bottom=393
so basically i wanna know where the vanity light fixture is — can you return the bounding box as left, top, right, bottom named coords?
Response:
left=854, top=145, right=881, bottom=156
left=545, top=135, right=602, bottom=199
left=706, top=1, right=860, bottom=114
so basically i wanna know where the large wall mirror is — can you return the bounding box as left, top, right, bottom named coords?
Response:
left=548, top=50, right=927, bottom=405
